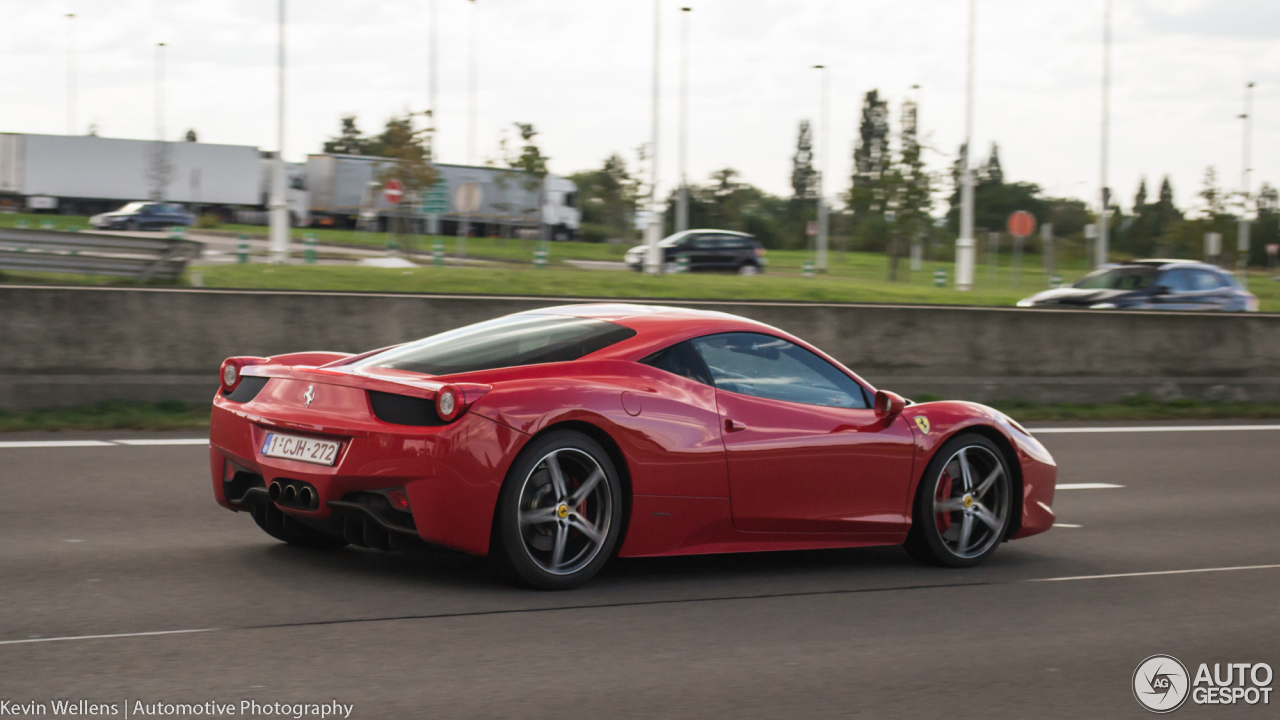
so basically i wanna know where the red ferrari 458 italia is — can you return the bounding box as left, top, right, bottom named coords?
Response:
left=210, top=303, right=1056, bottom=589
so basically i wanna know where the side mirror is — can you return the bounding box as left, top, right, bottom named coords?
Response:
left=873, top=390, right=906, bottom=419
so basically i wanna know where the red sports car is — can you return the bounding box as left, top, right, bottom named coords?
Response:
left=210, top=303, right=1057, bottom=589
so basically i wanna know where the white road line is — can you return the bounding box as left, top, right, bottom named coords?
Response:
left=1056, top=483, right=1125, bottom=490
left=0, top=439, right=207, bottom=449
left=1028, top=564, right=1280, bottom=583
left=1029, top=424, right=1280, bottom=434
left=112, top=439, right=208, bottom=446
left=0, top=440, right=116, bottom=448
left=0, top=628, right=218, bottom=646
left=1053, top=523, right=1082, bottom=528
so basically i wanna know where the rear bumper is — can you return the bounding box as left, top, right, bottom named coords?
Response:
left=209, top=398, right=527, bottom=555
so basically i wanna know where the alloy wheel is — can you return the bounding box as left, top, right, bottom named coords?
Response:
left=931, top=445, right=1010, bottom=559
left=516, top=448, right=613, bottom=576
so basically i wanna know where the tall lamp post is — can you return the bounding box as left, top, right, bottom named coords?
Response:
left=67, top=14, right=77, bottom=135
left=676, top=6, right=691, bottom=234
left=956, top=0, right=977, bottom=290
left=1239, top=81, right=1255, bottom=276
left=813, top=64, right=829, bottom=272
left=1096, top=0, right=1112, bottom=268
left=467, top=0, right=479, bottom=166
left=268, top=0, right=290, bottom=263
left=643, top=0, right=663, bottom=275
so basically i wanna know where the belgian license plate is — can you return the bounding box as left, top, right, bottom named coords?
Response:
left=261, top=433, right=340, bottom=466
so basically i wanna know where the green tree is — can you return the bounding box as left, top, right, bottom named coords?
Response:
left=848, top=90, right=891, bottom=245
left=507, top=123, right=550, bottom=236
left=885, top=99, right=931, bottom=280
left=791, top=120, right=817, bottom=201
left=569, top=153, right=640, bottom=243
left=322, top=115, right=371, bottom=155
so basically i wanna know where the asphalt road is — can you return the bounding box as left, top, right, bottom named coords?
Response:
left=1, top=424, right=1277, bottom=718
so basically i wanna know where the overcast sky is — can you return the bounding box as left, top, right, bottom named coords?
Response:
left=3, top=0, right=1277, bottom=214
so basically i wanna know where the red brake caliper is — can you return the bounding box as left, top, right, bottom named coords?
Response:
left=936, top=471, right=954, bottom=533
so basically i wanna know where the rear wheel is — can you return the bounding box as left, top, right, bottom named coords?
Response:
left=252, top=502, right=348, bottom=550
left=493, top=430, right=623, bottom=590
left=904, top=434, right=1012, bottom=568
left=738, top=262, right=759, bottom=276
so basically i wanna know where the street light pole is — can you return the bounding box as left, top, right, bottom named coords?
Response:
left=268, top=0, right=290, bottom=263
left=956, top=0, right=977, bottom=290
left=467, top=0, right=478, bottom=166
left=428, top=0, right=438, bottom=160
left=1239, top=81, right=1255, bottom=276
left=643, top=0, right=663, bottom=275
left=1096, top=0, right=1112, bottom=268
left=67, top=14, right=76, bottom=135
left=677, top=6, right=691, bottom=234
left=814, top=64, right=829, bottom=272
left=155, top=43, right=165, bottom=144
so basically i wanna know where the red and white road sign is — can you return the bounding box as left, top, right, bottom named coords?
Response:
left=383, top=179, right=404, bottom=204
left=1007, top=211, right=1036, bottom=238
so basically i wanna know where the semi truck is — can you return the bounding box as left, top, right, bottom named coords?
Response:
left=305, top=153, right=580, bottom=240
left=0, top=133, right=307, bottom=224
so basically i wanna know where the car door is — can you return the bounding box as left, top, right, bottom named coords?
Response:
left=685, top=234, right=715, bottom=270
left=689, top=332, right=917, bottom=534
left=1150, top=269, right=1201, bottom=310
left=1191, top=270, right=1234, bottom=310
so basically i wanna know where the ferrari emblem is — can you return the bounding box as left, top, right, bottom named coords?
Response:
left=914, top=416, right=930, bottom=434
left=963, top=495, right=974, bottom=509
left=556, top=504, right=569, bottom=519
left=303, top=385, right=315, bottom=408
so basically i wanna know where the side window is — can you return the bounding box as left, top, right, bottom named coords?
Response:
left=1159, top=270, right=1195, bottom=293
left=640, top=341, right=713, bottom=386
left=690, top=332, right=868, bottom=409
left=690, top=235, right=714, bottom=249
left=1192, top=271, right=1226, bottom=291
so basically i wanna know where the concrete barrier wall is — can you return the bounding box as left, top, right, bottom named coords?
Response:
left=3, top=286, right=1278, bottom=410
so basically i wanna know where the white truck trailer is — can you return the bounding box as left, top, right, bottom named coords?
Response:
left=0, top=133, right=307, bottom=224
left=306, top=153, right=580, bottom=240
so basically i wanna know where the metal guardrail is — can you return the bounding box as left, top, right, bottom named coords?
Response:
left=0, top=228, right=202, bottom=281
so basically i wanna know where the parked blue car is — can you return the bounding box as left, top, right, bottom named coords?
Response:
left=89, top=202, right=195, bottom=231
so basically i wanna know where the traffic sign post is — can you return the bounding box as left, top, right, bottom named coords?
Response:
left=1041, top=223, right=1056, bottom=287
left=1006, top=212, right=1036, bottom=289
left=382, top=180, right=404, bottom=205
left=237, top=235, right=249, bottom=264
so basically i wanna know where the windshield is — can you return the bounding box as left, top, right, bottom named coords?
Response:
left=1073, top=266, right=1160, bottom=290
left=349, top=315, right=637, bottom=376
left=117, top=202, right=147, bottom=213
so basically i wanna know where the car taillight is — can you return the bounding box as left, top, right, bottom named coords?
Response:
left=436, top=384, right=462, bottom=422
left=219, top=356, right=268, bottom=394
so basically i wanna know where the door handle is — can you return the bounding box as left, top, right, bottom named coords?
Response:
left=724, top=418, right=747, bottom=433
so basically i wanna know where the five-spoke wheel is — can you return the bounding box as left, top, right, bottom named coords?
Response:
left=905, top=434, right=1012, bottom=567
left=494, top=430, right=623, bottom=589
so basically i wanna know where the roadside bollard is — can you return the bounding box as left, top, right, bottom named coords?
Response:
left=14, top=220, right=28, bottom=229
left=675, top=255, right=690, bottom=274
left=40, top=220, right=55, bottom=230
left=432, top=239, right=445, bottom=267
left=237, top=235, right=249, bottom=264
left=1050, top=273, right=1063, bottom=288
left=802, top=260, right=815, bottom=277
left=304, top=238, right=317, bottom=265
left=534, top=242, right=549, bottom=269
left=67, top=226, right=81, bottom=232
left=933, top=267, right=947, bottom=288
left=168, top=226, right=185, bottom=240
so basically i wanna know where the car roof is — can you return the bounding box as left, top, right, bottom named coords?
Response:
left=1105, top=259, right=1227, bottom=272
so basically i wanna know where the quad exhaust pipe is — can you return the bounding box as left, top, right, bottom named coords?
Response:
left=267, top=480, right=316, bottom=509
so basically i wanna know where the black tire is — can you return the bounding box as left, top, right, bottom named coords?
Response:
left=492, top=429, right=624, bottom=590
left=252, top=502, right=348, bottom=550
left=904, top=433, right=1013, bottom=568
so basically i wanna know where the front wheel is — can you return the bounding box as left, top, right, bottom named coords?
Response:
left=904, top=434, right=1013, bottom=568
left=738, top=262, right=759, bottom=276
left=493, top=430, right=623, bottom=590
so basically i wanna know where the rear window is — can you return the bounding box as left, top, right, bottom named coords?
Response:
left=349, top=315, right=636, bottom=376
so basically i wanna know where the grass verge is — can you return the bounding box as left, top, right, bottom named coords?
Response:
left=0, top=400, right=211, bottom=432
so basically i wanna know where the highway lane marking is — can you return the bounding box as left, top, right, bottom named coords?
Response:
left=4, top=564, right=1279, bottom=648
left=1028, top=564, right=1280, bottom=583
left=1028, top=424, right=1280, bottom=434
left=0, top=628, right=217, bottom=646
left=1056, top=483, right=1124, bottom=490
left=0, top=439, right=207, bottom=448
left=1053, top=523, right=1082, bottom=528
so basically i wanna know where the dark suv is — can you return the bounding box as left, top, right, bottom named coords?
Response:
left=625, top=230, right=767, bottom=275
left=1017, top=260, right=1259, bottom=312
